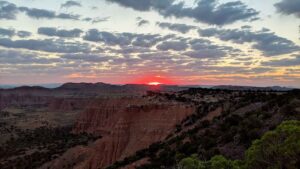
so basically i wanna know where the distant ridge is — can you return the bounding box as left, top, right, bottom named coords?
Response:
left=212, top=85, right=294, bottom=91
left=1, top=83, right=296, bottom=92
left=0, top=82, right=188, bottom=97
left=0, top=83, right=61, bottom=89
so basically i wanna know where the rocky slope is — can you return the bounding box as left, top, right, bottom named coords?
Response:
left=40, top=97, right=195, bottom=169
left=105, top=89, right=300, bottom=169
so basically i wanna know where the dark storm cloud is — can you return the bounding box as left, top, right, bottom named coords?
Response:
left=275, top=0, right=300, bottom=18
left=198, top=27, right=300, bottom=56
left=0, top=1, right=18, bottom=19
left=156, top=22, right=196, bottom=33
left=83, top=29, right=173, bottom=47
left=61, top=1, right=82, bottom=8
left=106, top=0, right=259, bottom=25
left=261, top=55, right=300, bottom=67
left=0, top=28, right=15, bottom=37
left=38, top=27, right=83, bottom=38
left=0, top=1, right=80, bottom=20
left=0, top=38, right=91, bottom=53
left=0, top=49, right=60, bottom=64
left=156, top=40, right=188, bottom=51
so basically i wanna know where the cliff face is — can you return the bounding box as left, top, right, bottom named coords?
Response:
left=42, top=97, right=195, bottom=169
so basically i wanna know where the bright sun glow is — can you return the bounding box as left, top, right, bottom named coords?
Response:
left=148, top=82, right=161, bottom=86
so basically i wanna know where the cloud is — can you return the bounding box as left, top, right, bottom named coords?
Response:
left=83, top=29, right=171, bottom=47
left=55, top=13, right=80, bottom=20
left=261, top=55, right=300, bottom=67
left=0, top=49, right=60, bottom=64
left=198, top=27, right=300, bottom=56
left=19, top=7, right=80, bottom=20
left=0, top=38, right=91, bottom=53
left=61, top=1, right=82, bottom=8
left=156, top=22, right=196, bottom=33
left=0, top=1, right=80, bottom=20
left=108, top=46, right=152, bottom=54
left=0, top=1, right=18, bottom=19
left=136, top=17, right=149, bottom=27
left=184, top=49, right=225, bottom=58
left=0, top=27, right=32, bottom=38
left=137, top=19, right=149, bottom=27
left=17, top=31, right=32, bottom=38
left=82, top=16, right=110, bottom=23
left=182, top=38, right=236, bottom=59
left=19, top=7, right=56, bottom=18
left=275, top=0, right=300, bottom=18
left=82, top=28, right=237, bottom=59
left=61, top=53, right=109, bottom=62
left=106, top=0, right=259, bottom=25
left=0, top=27, right=15, bottom=37
left=83, top=29, right=131, bottom=46
left=132, top=34, right=173, bottom=47
left=38, top=27, right=83, bottom=38
left=106, top=0, right=172, bottom=11
left=156, top=40, right=188, bottom=51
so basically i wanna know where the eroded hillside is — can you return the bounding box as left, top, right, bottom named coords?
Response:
left=1, top=84, right=299, bottom=169
left=40, top=97, right=195, bottom=169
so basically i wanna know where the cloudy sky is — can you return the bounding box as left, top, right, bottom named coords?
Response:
left=0, top=0, right=300, bottom=87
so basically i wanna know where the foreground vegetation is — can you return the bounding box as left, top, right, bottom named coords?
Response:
left=179, top=120, right=300, bottom=169
left=107, top=89, right=300, bottom=169
left=0, top=126, right=100, bottom=169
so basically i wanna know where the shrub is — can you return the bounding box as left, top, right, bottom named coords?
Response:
left=245, top=120, right=300, bottom=169
left=178, top=154, right=206, bottom=169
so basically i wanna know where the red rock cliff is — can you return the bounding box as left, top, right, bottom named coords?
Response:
left=41, top=97, right=195, bottom=169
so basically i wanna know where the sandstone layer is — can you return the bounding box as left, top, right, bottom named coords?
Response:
left=41, top=97, right=195, bottom=169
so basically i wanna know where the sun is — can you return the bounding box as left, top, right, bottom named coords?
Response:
left=148, top=82, right=162, bottom=86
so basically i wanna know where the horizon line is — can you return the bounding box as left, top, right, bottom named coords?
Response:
left=0, top=82, right=298, bottom=89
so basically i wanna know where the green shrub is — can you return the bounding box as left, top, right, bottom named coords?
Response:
left=245, top=120, right=300, bottom=169
left=209, top=155, right=240, bottom=169
left=179, top=120, right=300, bottom=169
left=179, top=154, right=206, bottom=169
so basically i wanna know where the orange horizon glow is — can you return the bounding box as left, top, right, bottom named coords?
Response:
left=148, top=82, right=162, bottom=86
left=131, top=74, right=175, bottom=85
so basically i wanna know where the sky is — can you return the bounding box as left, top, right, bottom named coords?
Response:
left=0, top=0, right=300, bottom=87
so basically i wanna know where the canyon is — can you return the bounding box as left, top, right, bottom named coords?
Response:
left=41, top=97, right=195, bottom=169
left=0, top=83, right=194, bottom=169
left=1, top=83, right=299, bottom=169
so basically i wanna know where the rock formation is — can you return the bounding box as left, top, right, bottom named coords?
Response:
left=41, top=97, right=195, bottom=169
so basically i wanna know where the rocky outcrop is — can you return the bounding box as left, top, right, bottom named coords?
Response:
left=41, top=97, right=195, bottom=169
